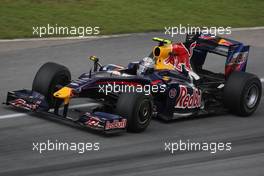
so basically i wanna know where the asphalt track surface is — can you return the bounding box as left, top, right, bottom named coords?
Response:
left=0, top=30, right=264, bottom=176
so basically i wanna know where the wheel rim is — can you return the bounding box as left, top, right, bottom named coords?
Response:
left=138, top=100, right=151, bottom=124
left=245, top=84, right=259, bottom=109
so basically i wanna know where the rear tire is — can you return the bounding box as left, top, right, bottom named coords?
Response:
left=115, top=93, right=153, bottom=132
left=224, top=71, right=262, bottom=116
left=32, top=62, right=71, bottom=108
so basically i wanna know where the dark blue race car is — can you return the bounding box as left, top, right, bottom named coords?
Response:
left=5, top=33, right=262, bottom=134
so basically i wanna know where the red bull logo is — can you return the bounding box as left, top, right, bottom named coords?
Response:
left=164, top=42, right=196, bottom=72
left=105, top=119, right=127, bottom=130
left=175, top=86, right=202, bottom=109
left=11, top=99, right=38, bottom=110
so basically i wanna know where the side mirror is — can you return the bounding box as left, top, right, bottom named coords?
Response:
left=88, top=56, right=102, bottom=72
left=89, top=55, right=99, bottom=62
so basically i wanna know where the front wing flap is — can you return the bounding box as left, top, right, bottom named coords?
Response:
left=78, top=112, right=127, bottom=133
left=6, top=89, right=49, bottom=111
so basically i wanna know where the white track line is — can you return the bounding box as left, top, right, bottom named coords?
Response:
left=0, top=34, right=131, bottom=42
left=0, top=113, right=27, bottom=119
left=0, top=102, right=99, bottom=120
left=232, top=26, right=264, bottom=31
left=1, top=78, right=264, bottom=120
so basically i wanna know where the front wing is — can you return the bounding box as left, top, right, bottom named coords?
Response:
left=5, top=89, right=127, bottom=133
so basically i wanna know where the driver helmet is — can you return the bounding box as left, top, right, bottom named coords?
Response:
left=137, top=57, right=154, bottom=75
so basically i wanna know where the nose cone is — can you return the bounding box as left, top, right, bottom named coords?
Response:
left=53, top=87, right=72, bottom=99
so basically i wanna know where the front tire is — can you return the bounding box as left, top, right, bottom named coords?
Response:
left=32, top=62, right=71, bottom=108
left=224, top=71, right=262, bottom=116
left=115, top=93, right=153, bottom=132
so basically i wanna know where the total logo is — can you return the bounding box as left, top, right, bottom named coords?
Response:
left=175, top=85, right=202, bottom=109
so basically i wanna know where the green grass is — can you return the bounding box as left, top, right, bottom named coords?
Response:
left=0, top=0, right=264, bottom=38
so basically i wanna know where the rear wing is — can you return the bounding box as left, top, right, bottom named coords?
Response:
left=186, top=33, right=250, bottom=76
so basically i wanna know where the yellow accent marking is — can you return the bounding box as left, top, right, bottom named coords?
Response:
left=53, top=87, right=72, bottom=104
left=89, top=56, right=97, bottom=62
left=218, top=39, right=229, bottom=45
left=152, top=37, right=172, bottom=44
left=162, top=76, right=170, bottom=81
left=153, top=44, right=174, bottom=70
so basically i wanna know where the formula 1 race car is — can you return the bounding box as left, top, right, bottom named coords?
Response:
left=5, top=33, right=262, bottom=133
